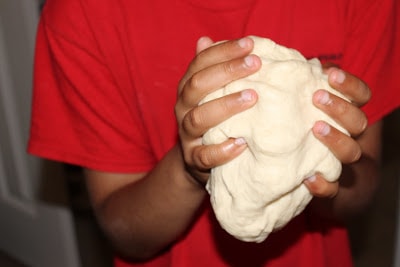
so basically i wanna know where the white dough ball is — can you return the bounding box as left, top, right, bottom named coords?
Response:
left=202, top=36, right=348, bottom=243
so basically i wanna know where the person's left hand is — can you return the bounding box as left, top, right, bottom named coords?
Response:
left=303, top=67, right=370, bottom=198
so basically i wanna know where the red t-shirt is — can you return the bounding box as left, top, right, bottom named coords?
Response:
left=28, top=0, right=399, bottom=266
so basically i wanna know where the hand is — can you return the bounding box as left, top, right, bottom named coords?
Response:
left=175, top=37, right=261, bottom=185
left=304, top=67, right=370, bottom=198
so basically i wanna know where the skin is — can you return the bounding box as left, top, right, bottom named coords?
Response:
left=85, top=37, right=381, bottom=261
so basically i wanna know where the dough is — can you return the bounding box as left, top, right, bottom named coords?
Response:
left=201, top=36, right=348, bottom=243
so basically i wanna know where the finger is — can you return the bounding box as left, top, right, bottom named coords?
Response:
left=196, top=36, right=214, bottom=54
left=191, top=138, right=248, bottom=170
left=312, top=121, right=362, bottom=164
left=179, top=54, right=261, bottom=108
left=303, top=173, right=339, bottom=198
left=325, top=67, right=371, bottom=106
left=181, top=89, right=258, bottom=137
left=179, top=37, right=254, bottom=90
left=194, top=37, right=254, bottom=70
left=313, top=89, right=368, bottom=136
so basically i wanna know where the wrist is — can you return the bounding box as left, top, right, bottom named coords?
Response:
left=170, top=145, right=208, bottom=196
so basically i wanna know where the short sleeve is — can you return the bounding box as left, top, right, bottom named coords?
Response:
left=341, top=0, right=400, bottom=124
left=28, top=0, right=156, bottom=172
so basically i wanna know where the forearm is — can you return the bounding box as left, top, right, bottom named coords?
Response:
left=88, top=145, right=207, bottom=261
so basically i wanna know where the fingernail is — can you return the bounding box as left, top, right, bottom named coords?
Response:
left=244, top=55, right=255, bottom=67
left=235, top=137, right=247, bottom=145
left=240, top=89, right=254, bottom=102
left=197, top=36, right=207, bottom=44
left=197, top=36, right=207, bottom=47
left=238, top=37, right=249, bottom=48
left=332, top=69, right=345, bottom=84
left=314, top=121, right=330, bottom=136
left=315, top=90, right=332, bottom=105
left=306, top=175, right=316, bottom=182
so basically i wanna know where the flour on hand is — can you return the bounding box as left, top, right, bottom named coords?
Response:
left=202, top=36, right=348, bottom=243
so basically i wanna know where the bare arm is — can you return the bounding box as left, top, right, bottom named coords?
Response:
left=85, top=145, right=207, bottom=261
left=85, top=38, right=380, bottom=262
left=85, top=37, right=261, bottom=261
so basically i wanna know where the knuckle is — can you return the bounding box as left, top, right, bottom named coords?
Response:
left=341, top=142, right=361, bottom=164
left=181, top=114, right=195, bottom=137
left=354, top=113, right=368, bottom=134
left=197, top=150, right=214, bottom=169
left=178, top=77, right=188, bottom=95
left=179, top=86, right=193, bottom=107
left=187, top=73, right=202, bottom=91
left=351, top=145, right=362, bottom=162
left=330, top=135, right=355, bottom=164
left=187, top=108, right=204, bottom=129
left=174, top=102, right=184, bottom=120
left=223, top=61, right=235, bottom=75
left=335, top=100, right=350, bottom=116
left=344, top=108, right=368, bottom=137
left=181, top=114, right=191, bottom=134
left=358, top=79, right=371, bottom=103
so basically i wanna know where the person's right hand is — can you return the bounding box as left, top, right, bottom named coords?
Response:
left=175, top=36, right=261, bottom=186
